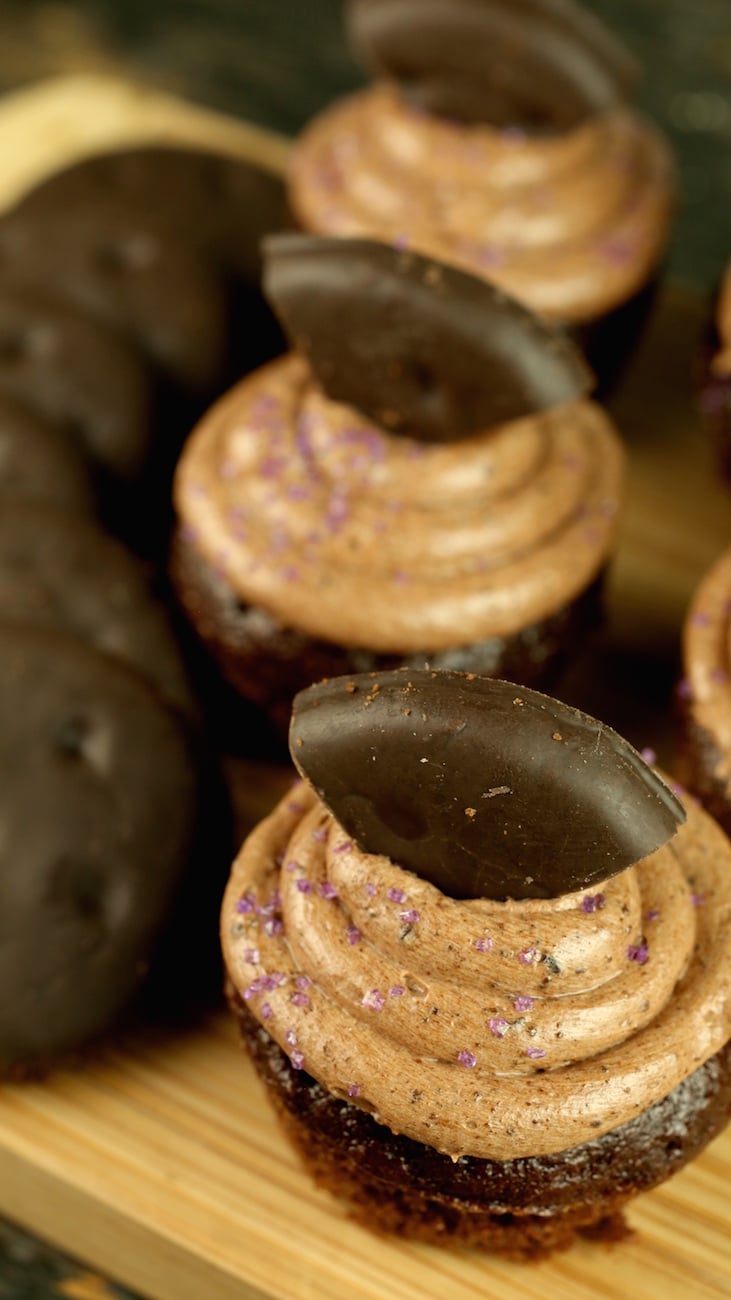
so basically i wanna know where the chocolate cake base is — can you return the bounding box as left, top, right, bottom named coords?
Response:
left=570, top=276, right=660, bottom=397
left=229, top=988, right=731, bottom=1261
left=170, top=527, right=604, bottom=739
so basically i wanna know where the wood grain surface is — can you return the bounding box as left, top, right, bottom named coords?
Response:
left=0, top=74, right=729, bottom=1300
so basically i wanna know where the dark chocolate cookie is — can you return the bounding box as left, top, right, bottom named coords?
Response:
left=0, top=203, right=232, bottom=396
left=0, top=394, right=96, bottom=513
left=0, top=291, right=154, bottom=482
left=0, top=624, right=199, bottom=1071
left=14, top=145, right=291, bottom=281
left=0, top=504, right=196, bottom=721
left=9, top=146, right=290, bottom=376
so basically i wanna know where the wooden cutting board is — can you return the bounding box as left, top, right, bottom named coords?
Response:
left=0, top=74, right=729, bottom=1300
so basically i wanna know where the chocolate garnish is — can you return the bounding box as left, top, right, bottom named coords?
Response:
left=348, top=0, right=637, bottom=131
left=289, top=670, right=685, bottom=901
left=263, top=235, right=592, bottom=440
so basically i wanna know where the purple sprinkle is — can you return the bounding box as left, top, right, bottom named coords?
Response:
left=285, top=1028, right=297, bottom=1047
left=319, top=881, right=339, bottom=899
left=389, top=986, right=406, bottom=998
left=365, top=882, right=378, bottom=897
left=263, top=973, right=285, bottom=991
left=263, top=918, right=283, bottom=937
left=640, top=747, right=657, bottom=766
left=311, top=827, right=328, bottom=843
left=691, top=610, right=712, bottom=627
left=526, top=1047, right=546, bottom=1060
left=297, top=975, right=311, bottom=990
left=334, top=841, right=353, bottom=854
left=362, top=989, right=386, bottom=1012
left=489, top=1018, right=508, bottom=1038
left=346, top=926, right=362, bottom=945
left=474, top=937, right=493, bottom=953
left=581, top=894, right=606, bottom=914
left=236, top=892, right=256, bottom=915
left=513, top=996, right=534, bottom=1012
left=519, top=947, right=539, bottom=966
left=388, top=888, right=407, bottom=904
left=261, top=1002, right=273, bottom=1021
left=399, top=909, right=420, bottom=924
left=348, top=1082, right=362, bottom=1098
left=296, top=879, right=312, bottom=894
left=627, top=943, right=649, bottom=965
left=290, top=991, right=310, bottom=1007
left=286, top=800, right=304, bottom=814
left=243, top=948, right=260, bottom=965
left=458, top=1050, right=477, bottom=1068
left=691, top=893, right=705, bottom=907
left=646, top=909, right=660, bottom=922
left=290, top=1050, right=305, bottom=1071
left=285, top=859, right=300, bottom=873
left=243, top=979, right=265, bottom=1000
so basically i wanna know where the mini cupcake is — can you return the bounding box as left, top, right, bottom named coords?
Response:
left=222, top=669, right=731, bottom=1259
left=700, top=263, right=731, bottom=479
left=171, top=235, right=624, bottom=735
left=678, top=545, right=731, bottom=837
left=289, top=0, right=675, bottom=387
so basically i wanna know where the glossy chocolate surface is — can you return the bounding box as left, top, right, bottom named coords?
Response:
left=348, top=0, right=637, bottom=130
left=264, top=235, right=592, bottom=440
left=289, top=669, right=685, bottom=900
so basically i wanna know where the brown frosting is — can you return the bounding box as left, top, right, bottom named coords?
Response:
left=289, top=85, right=674, bottom=326
left=683, top=546, right=731, bottom=783
left=712, top=264, right=731, bottom=377
left=221, top=779, right=731, bottom=1161
left=173, top=354, right=623, bottom=652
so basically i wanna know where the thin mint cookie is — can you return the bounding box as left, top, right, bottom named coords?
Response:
left=0, top=394, right=95, bottom=512
left=0, top=624, right=199, bottom=1072
left=0, top=203, right=232, bottom=396
left=0, top=292, right=154, bottom=481
left=0, top=504, right=196, bottom=721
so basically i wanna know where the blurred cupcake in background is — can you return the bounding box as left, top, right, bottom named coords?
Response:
left=289, top=0, right=675, bottom=390
left=678, top=545, right=731, bottom=837
left=171, top=235, right=624, bottom=736
left=700, top=263, right=731, bottom=479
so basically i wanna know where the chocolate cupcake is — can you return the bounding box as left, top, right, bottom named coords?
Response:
left=172, top=236, right=624, bottom=736
left=222, top=670, right=731, bottom=1260
left=678, top=545, right=731, bottom=837
left=700, top=263, right=731, bottom=479
left=289, top=0, right=675, bottom=388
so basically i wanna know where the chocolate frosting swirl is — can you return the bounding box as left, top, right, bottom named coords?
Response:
left=289, top=85, right=674, bottom=325
left=221, top=781, right=731, bottom=1160
left=173, top=355, right=623, bottom=652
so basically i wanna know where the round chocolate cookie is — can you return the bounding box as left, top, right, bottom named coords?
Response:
left=0, top=505, right=196, bottom=721
left=0, top=624, right=199, bottom=1073
left=0, top=204, right=232, bottom=396
left=0, top=291, right=154, bottom=481
left=13, top=145, right=292, bottom=281
left=9, top=146, right=290, bottom=378
left=0, top=394, right=95, bottom=513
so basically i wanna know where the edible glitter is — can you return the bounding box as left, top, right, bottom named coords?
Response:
left=243, top=948, right=260, bottom=965
left=263, top=918, right=283, bottom=937
left=334, top=841, right=353, bottom=854
left=296, top=879, right=312, bottom=894
left=319, top=882, right=339, bottom=899
left=640, top=747, right=657, bottom=765
left=399, top=909, right=420, bottom=924
left=457, top=1050, right=477, bottom=1068
left=290, top=1050, right=305, bottom=1070
left=285, top=1029, right=297, bottom=1047
left=526, top=1047, right=546, bottom=1060
left=389, top=986, right=406, bottom=998
left=311, top=827, right=328, bottom=842
left=646, top=909, right=660, bottom=922
left=388, top=888, right=407, bottom=904
left=261, top=1003, right=273, bottom=1021
left=346, top=926, right=362, bottom=945
left=489, top=1018, right=508, bottom=1038
left=236, top=892, right=256, bottom=914
left=291, top=991, right=310, bottom=1007
left=519, top=947, right=539, bottom=966
left=365, top=882, right=378, bottom=897
left=474, top=937, right=493, bottom=953
left=348, top=1082, right=362, bottom=1098
left=362, top=989, right=386, bottom=1012
left=513, top=996, right=534, bottom=1013
left=627, top=943, right=649, bottom=965
left=581, top=894, right=606, bottom=914
left=691, top=893, right=705, bottom=907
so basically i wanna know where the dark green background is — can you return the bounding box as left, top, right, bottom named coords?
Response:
left=0, top=2, right=728, bottom=1296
